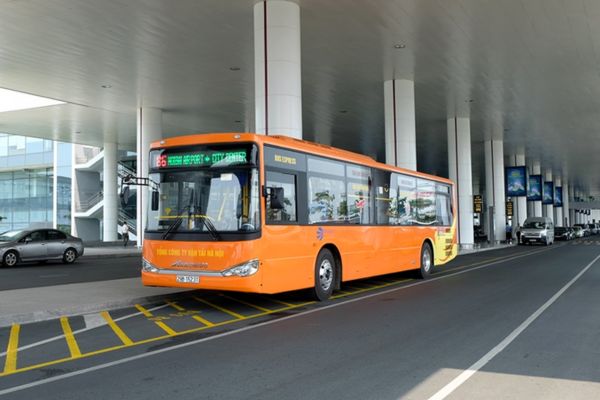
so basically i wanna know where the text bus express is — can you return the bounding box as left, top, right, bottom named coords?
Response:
left=142, top=133, right=457, bottom=300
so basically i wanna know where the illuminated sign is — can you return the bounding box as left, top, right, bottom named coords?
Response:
left=506, top=166, right=527, bottom=197
left=150, top=148, right=250, bottom=169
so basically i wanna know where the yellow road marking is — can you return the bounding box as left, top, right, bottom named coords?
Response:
left=193, top=296, right=246, bottom=320
left=3, top=324, right=20, bottom=374
left=220, top=295, right=273, bottom=313
left=101, top=311, right=133, bottom=346
left=0, top=246, right=553, bottom=378
left=135, top=304, right=177, bottom=336
left=164, top=300, right=215, bottom=326
left=165, top=300, right=186, bottom=312
left=60, top=317, right=81, bottom=358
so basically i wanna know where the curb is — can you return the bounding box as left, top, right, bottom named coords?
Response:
left=0, top=290, right=193, bottom=328
left=80, top=252, right=142, bottom=260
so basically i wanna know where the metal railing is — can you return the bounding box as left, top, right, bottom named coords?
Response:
left=75, top=191, right=103, bottom=212
left=118, top=208, right=137, bottom=236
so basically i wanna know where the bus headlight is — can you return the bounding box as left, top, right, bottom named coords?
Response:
left=142, top=259, right=159, bottom=273
left=222, top=259, right=259, bottom=277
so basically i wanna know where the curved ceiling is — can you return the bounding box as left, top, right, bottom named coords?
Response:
left=0, top=0, right=599, bottom=194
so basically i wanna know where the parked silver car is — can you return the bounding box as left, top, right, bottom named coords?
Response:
left=0, top=229, right=84, bottom=267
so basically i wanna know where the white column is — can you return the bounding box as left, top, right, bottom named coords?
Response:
left=554, top=176, right=563, bottom=227
left=136, top=108, right=162, bottom=246
left=543, top=169, right=553, bottom=223
left=254, top=0, right=302, bottom=138
left=448, top=117, right=474, bottom=248
left=384, top=79, right=416, bottom=170
left=52, top=141, right=59, bottom=229
left=484, top=140, right=506, bottom=243
left=103, top=142, right=118, bottom=241
left=532, top=161, right=543, bottom=217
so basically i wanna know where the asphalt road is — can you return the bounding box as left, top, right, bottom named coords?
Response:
left=1, top=240, right=600, bottom=399
left=0, top=256, right=141, bottom=291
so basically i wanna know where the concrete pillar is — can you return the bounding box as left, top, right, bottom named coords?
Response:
left=448, top=117, right=474, bottom=248
left=543, top=169, right=553, bottom=223
left=563, top=181, right=570, bottom=226
left=554, top=176, right=563, bottom=227
left=254, top=0, right=302, bottom=138
left=532, top=161, right=543, bottom=217
left=484, top=139, right=506, bottom=243
left=136, top=107, right=162, bottom=246
left=103, top=142, right=118, bottom=241
left=384, top=79, right=416, bottom=170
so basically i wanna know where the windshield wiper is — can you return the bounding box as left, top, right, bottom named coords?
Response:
left=199, top=215, right=221, bottom=241
left=161, top=208, right=188, bottom=240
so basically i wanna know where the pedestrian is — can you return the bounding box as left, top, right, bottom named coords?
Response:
left=505, top=222, right=513, bottom=244
left=122, top=222, right=129, bottom=247
left=515, top=224, right=521, bottom=244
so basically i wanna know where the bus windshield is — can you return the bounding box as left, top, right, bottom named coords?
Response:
left=147, top=168, right=260, bottom=236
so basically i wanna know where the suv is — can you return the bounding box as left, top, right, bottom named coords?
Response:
left=520, top=217, right=554, bottom=246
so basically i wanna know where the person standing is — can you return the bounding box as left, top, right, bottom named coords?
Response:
left=122, top=222, right=129, bottom=247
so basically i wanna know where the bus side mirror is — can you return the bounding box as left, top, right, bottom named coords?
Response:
left=269, top=187, right=285, bottom=210
left=151, top=190, right=159, bottom=211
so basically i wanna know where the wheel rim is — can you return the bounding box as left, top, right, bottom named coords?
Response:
left=422, top=248, right=432, bottom=273
left=319, top=259, right=333, bottom=291
left=65, top=250, right=76, bottom=262
left=5, top=252, right=16, bottom=266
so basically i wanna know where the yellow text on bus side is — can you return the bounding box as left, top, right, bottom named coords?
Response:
left=274, top=154, right=297, bottom=165
left=156, top=248, right=225, bottom=258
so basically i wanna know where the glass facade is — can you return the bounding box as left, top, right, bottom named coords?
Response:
left=0, top=133, right=71, bottom=233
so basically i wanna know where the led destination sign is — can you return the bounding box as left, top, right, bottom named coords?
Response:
left=150, top=148, right=250, bottom=169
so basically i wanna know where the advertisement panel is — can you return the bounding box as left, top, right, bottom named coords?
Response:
left=505, top=166, right=527, bottom=196
left=543, top=181, right=554, bottom=205
left=527, top=175, right=542, bottom=201
left=554, top=186, right=563, bottom=207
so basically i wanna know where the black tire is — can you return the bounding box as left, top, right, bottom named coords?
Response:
left=416, top=242, right=433, bottom=279
left=311, top=249, right=336, bottom=301
left=3, top=250, right=19, bottom=267
left=63, top=248, right=77, bottom=264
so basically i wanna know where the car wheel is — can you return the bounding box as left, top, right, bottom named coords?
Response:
left=63, top=248, right=77, bottom=264
left=2, top=250, right=19, bottom=267
left=416, top=242, right=433, bottom=279
left=311, top=249, right=336, bottom=301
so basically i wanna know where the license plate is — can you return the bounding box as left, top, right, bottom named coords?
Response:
left=176, top=275, right=199, bottom=284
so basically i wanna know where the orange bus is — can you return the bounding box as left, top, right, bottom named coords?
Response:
left=141, top=133, right=457, bottom=300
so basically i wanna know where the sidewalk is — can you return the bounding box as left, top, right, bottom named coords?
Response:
left=82, top=245, right=142, bottom=258
left=459, top=241, right=516, bottom=255
left=0, top=278, right=190, bottom=327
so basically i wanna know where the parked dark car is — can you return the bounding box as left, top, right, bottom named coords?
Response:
left=0, top=229, right=84, bottom=267
left=554, top=227, right=573, bottom=241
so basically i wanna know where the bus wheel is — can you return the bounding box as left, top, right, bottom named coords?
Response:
left=416, top=242, right=433, bottom=279
left=312, top=249, right=335, bottom=301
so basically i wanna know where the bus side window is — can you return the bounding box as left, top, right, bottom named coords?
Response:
left=266, top=171, right=297, bottom=223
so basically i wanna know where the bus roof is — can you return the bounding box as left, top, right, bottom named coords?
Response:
left=151, top=132, right=454, bottom=186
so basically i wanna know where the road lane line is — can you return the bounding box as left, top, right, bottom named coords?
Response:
left=0, top=244, right=564, bottom=394
left=165, top=301, right=185, bottom=312
left=100, top=312, right=133, bottom=346
left=2, top=324, right=20, bottom=374
left=59, top=318, right=81, bottom=359
left=193, top=296, right=246, bottom=320
left=426, top=253, right=600, bottom=400
left=0, top=304, right=170, bottom=359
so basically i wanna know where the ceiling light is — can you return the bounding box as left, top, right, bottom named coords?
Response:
left=229, top=67, right=241, bottom=71
left=0, top=88, right=65, bottom=113
left=101, top=85, right=112, bottom=88
left=394, top=44, right=406, bottom=49
left=465, top=99, right=474, bottom=103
